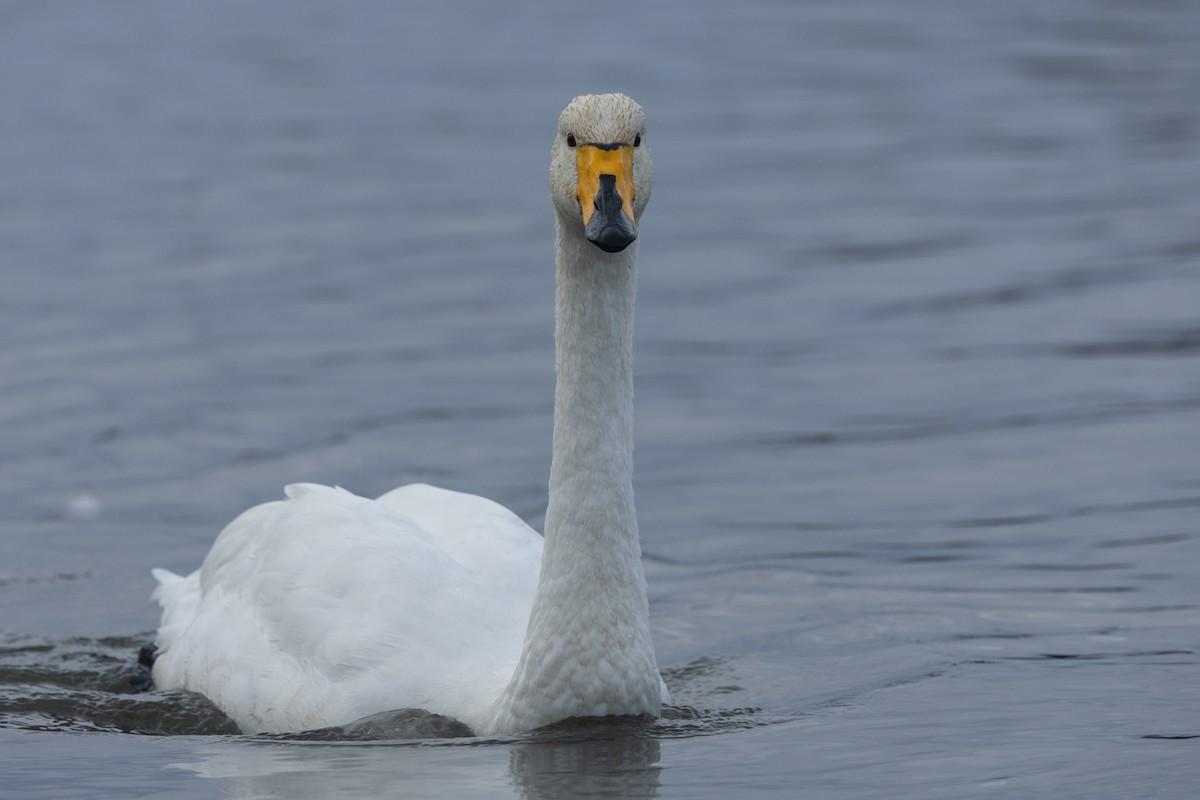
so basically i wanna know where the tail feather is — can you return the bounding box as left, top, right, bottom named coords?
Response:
left=150, top=567, right=201, bottom=671
left=150, top=567, right=185, bottom=607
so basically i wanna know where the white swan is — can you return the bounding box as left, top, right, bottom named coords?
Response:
left=150, top=93, right=664, bottom=736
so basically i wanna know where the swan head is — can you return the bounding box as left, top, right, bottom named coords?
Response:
left=551, top=93, right=653, bottom=254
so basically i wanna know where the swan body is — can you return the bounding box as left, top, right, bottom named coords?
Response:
left=150, top=94, right=663, bottom=735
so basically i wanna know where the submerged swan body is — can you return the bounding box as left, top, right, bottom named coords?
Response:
left=150, top=94, right=664, bottom=736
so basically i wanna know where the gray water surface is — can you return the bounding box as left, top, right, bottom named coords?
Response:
left=2, top=1, right=1198, bottom=797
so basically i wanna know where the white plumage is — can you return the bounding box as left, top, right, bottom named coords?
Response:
left=151, top=94, right=666, bottom=736
left=153, top=484, right=540, bottom=733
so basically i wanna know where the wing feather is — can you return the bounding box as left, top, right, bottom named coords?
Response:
left=152, top=483, right=542, bottom=733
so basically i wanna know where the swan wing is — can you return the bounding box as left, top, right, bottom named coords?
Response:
left=151, top=483, right=541, bottom=733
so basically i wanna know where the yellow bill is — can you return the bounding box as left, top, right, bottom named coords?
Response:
left=575, top=145, right=637, bottom=252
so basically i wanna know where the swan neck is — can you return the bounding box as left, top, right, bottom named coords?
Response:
left=547, top=222, right=638, bottom=529
left=486, top=221, right=660, bottom=734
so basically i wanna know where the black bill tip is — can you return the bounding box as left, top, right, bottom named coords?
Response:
left=585, top=174, right=637, bottom=253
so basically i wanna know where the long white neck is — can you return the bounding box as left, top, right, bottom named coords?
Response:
left=487, top=217, right=662, bottom=734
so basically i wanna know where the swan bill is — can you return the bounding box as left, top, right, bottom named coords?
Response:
left=576, top=144, right=638, bottom=253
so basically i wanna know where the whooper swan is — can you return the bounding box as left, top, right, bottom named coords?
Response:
left=150, top=93, right=665, bottom=736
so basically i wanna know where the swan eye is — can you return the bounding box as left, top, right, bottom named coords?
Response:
left=634, top=134, right=642, bottom=148
left=566, top=133, right=576, bottom=148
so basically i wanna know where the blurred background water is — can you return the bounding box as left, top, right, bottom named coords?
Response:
left=1, top=0, right=1198, bottom=797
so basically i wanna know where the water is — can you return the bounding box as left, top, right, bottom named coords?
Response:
left=2, top=0, right=1198, bottom=796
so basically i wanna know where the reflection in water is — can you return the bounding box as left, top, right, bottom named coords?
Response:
left=508, top=719, right=662, bottom=800
left=0, top=634, right=753, bottom=799
left=171, top=718, right=661, bottom=799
